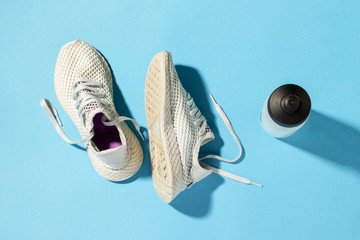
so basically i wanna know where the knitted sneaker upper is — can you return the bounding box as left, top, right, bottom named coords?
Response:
left=54, top=40, right=117, bottom=137
left=41, top=40, right=143, bottom=181
left=167, top=54, right=214, bottom=188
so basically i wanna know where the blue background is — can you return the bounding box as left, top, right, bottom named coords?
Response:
left=1, top=0, right=359, bottom=239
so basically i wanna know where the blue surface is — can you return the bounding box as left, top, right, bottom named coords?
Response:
left=1, top=0, right=360, bottom=239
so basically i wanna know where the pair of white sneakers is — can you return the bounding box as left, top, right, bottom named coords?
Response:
left=41, top=40, right=261, bottom=203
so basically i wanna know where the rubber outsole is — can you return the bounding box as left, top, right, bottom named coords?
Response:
left=145, top=51, right=183, bottom=203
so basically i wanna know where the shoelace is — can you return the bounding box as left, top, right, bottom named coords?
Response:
left=187, top=93, right=262, bottom=187
left=40, top=78, right=143, bottom=145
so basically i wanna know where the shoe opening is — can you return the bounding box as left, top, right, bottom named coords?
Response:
left=92, top=113, right=122, bottom=151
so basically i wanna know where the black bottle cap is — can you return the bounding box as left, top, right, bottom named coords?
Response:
left=267, top=84, right=311, bottom=127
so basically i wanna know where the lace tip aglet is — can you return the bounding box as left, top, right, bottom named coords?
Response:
left=40, top=98, right=63, bottom=127
left=252, top=182, right=263, bottom=188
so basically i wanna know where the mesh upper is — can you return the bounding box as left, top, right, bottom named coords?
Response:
left=166, top=53, right=213, bottom=189
left=53, top=40, right=143, bottom=181
left=54, top=40, right=116, bottom=135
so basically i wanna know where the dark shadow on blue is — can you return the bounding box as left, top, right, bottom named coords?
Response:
left=175, top=65, right=224, bottom=160
left=97, top=49, right=151, bottom=183
left=280, top=110, right=360, bottom=174
left=170, top=174, right=224, bottom=217
left=176, top=65, right=245, bottom=167
left=71, top=144, right=86, bottom=151
left=170, top=65, right=230, bottom=217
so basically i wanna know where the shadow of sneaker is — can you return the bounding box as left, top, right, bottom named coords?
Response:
left=168, top=65, right=232, bottom=217
left=170, top=174, right=224, bottom=218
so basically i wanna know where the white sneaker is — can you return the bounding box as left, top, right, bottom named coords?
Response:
left=41, top=40, right=143, bottom=181
left=145, top=51, right=262, bottom=203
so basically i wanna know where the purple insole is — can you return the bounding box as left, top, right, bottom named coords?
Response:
left=92, top=113, right=122, bottom=151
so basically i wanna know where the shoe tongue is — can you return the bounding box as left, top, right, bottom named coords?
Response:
left=75, top=81, right=105, bottom=130
left=84, top=100, right=101, bottom=118
left=84, top=103, right=112, bottom=132
left=85, top=104, right=102, bottom=125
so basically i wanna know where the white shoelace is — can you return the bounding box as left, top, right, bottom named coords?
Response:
left=188, top=94, right=262, bottom=187
left=40, top=78, right=143, bottom=145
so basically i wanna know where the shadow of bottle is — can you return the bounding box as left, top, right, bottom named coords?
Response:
left=280, top=110, right=360, bottom=174
left=97, top=50, right=151, bottom=183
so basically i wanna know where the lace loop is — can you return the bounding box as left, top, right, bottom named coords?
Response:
left=41, top=78, right=144, bottom=145
left=101, top=115, right=145, bottom=141
left=197, top=94, right=262, bottom=187
left=199, top=94, right=243, bottom=163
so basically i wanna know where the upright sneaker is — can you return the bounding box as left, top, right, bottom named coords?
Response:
left=145, top=51, right=262, bottom=203
left=41, top=40, right=143, bottom=181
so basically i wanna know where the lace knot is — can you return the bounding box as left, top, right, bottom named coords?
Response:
left=72, top=78, right=108, bottom=125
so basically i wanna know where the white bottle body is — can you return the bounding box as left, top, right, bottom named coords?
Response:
left=260, top=97, right=310, bottom=138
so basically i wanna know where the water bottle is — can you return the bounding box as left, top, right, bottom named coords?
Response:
left=261, top=84, right=311, bottom=138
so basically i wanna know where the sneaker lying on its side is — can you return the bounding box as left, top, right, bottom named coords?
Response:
left=41, top=40, right=143, bottom=181
left=145, top=51, right=262, bottom=203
